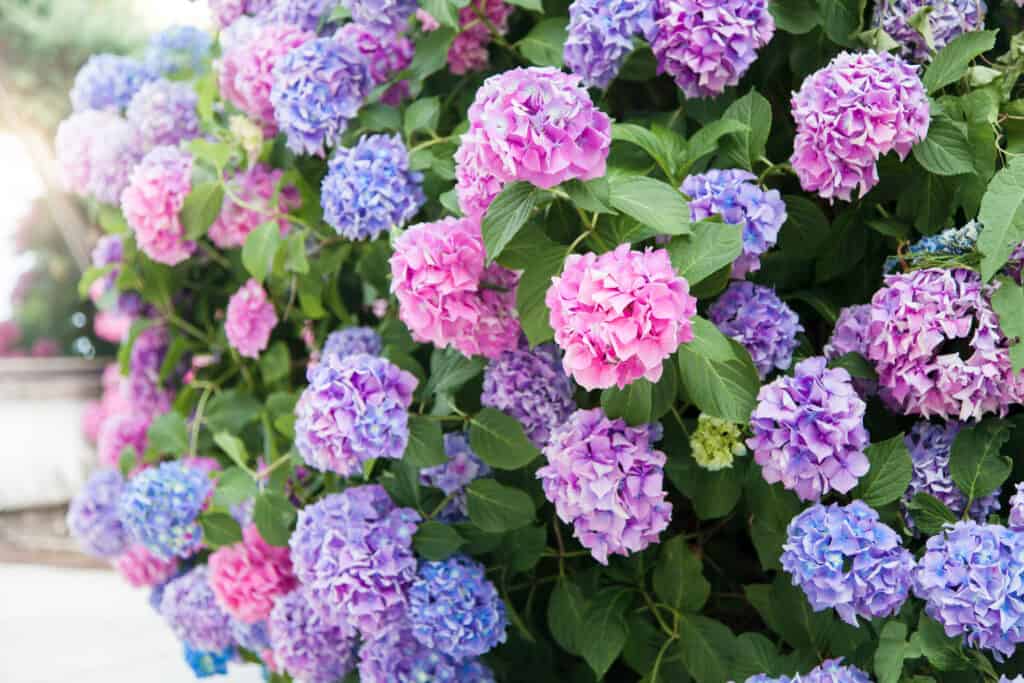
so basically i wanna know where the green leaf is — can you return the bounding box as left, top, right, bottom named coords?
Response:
left=719, top=89, right=772, bottom=170
left=548, top=579, right=588, bottom=655
left=875, top=622, right=911, bottom=683
left=482, top=182, right=543, bottom=263
left=119, top=446, right=138, bottom=477
left=78, top=264, right=115, bottom=298
left=469, top=408, right=541, bottom=470
left=242, top=221, right=283, bottom=283
left=608, top=176, right=691, bottom=236
left=405, top=416, right=448, bottom=468
left=404, top=96, right=440, bottom=136
left=206, top=390, right=263, bottom=432
left=978, top=156, right=1024, bottom=281
left=853, top=434, right=913, bottom=507
left=992, top=277, right=1024, bottom=372
left=516, top=17, right=568, bottom=68
left=159, top=337, right=190, bottom=384
left=503, top=524, right=547, bottom=572
left=653, top=535, right=710, bottom=614
left=466, top=479, right=536, bottom=532
left=506, top=0, right=542, bottom=10
left=746, top=576, right=834, bottom=651
left=423, top=348, right=486, bottom=396
left=827, top=351, right=878, bottom=381
left=180, top=181, right=225, bottom=240
left=816, top=0, right=866, bottom=47
left=563, top=177, right=614, bottom=214
left=147, top=412, right=189, bottom=456
left=949, top=420, right=1012, bottom=503
left=912, top=114, right=975, bottom=176
left=259, top=341, right=290, bottom=385
left=214, top=432, right=251, bottom=469
left=677, top=317, right=760, bottom=423
left=677, top=616, right=736, bottom=683
left=187, top=139, right=233, bottom=170
left=420, top=0, right=459, bottom=27
left=667, top=221, right=743, bottom=286
left=413, top=520, right=465, bottom=560
left=922, top=30, right=998, bottom=93
left=907, top=492, right=958, bottom=535
left=682, top=119, right=750, bottom=176
left=213, top=467, right=259, bottom=509
left=914, top=614, right=970, bottom=671
left=601, top=380, right=653, bottom=426
left=612, top=123, right=673, bottom=177
left=580, top=590, right=630, bottom=678
left=515, top=245, right=563, bottom=346
left=284, top=229, right=310, bottom=274
left=253, top=492, right=297, bottom=547
left=409, top=28, right=456, bottom=80
left=770, top=0, right=819, bottom=34
left=200, top=512, right=243, bottom=548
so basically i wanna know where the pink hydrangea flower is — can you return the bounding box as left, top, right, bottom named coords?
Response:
left=121, top=146, right=197, bottom=266
left=416, top=8, right=440, bottom=31
left=334, top=23, right=414, bottom=106
left=390, top=217, right=520, bottom=359
left=448, top=0, right=514, bottom=75
left=791, top=51, right=930, bottom=202
left=546, top=245, right=697, bottom=390
left=226, top=279, right=279, bottom=359
left=218, top=23, right=315, bottom=133
left=208, top=164, right=301, bottom=249
left=209, top=524, right=298, bottom=623
left=455, top=67, right=612, bottom=219
left=97, top=412, right=151, bottom=469
left=115, top=544, right=180, bottom=588
left=82, top=401, right=105, bottom=444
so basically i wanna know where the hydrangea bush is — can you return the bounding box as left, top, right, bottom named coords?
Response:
left=64, top=2, right=1024, bottom=681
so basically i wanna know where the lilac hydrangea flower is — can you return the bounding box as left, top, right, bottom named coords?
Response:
left=209, top=0, right=274, bottom=28
left=341, top=0, right=417, bottom=32
left=564, top=0, right=656, bottom=89
left=87, top=234, right=124, bottom=304
left=268, top=589, right=357, bottom=683
left=872, top=0, right=986, bottom=61
left=265, top=0, right=341, bottom=31
left=161, top=567, right=235, bottom=651
left=802, top=659, right=873, bottom=683
left=419, top=433, right=491, bottom=522
left=67, top=470, right=131, bottom=558
left=271, top=37, right=374, bottom=156
left=914, top=521, right=1024, bottom=658
left=322, top=326, right=383, bottom=361
left=408, top=555, right=507, bottom=660
left=823, top=304, right=876, bottom=395
left=126, top=80, right=201, bottom=148
left=747, top=356, right=869, bottom=501
left=782, top=501, right=915, bottom=626
left=288, top=485, right=420, bottom=636
left=334, top=22, right=414, bottom=105
left=119, top=461, right=213, bottom=560
left=230, top=619, right=270, bottom=652
left=55, top=110, right=144, bottom=204
left=70, top=54, right=154, bottom=112
left=708, top=282, right=802, bottom=379
left=358, top=626, right=496, bottom=683
left=183, top=644, right=234, bottom=678
left=144, top=25, right=213, bottom=77
left=294, top=353, right=417, bottom=477
left=122, top=324, right=175, bottom=419
left=1010, top=483, right=1024, bottom=531
left=538, top=408, right=672, bottom=565
left=681, top=169, right=787, bottom=279
left=481, top=342, right=576, bottom=449
left=652, top=0, right=775, bottom=99
left=321, top=134, right=425, bottom=239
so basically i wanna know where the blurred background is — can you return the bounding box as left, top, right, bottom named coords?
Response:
left=0, top=1, right=260, bottom=680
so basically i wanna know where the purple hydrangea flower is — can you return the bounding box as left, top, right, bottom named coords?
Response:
left=231, top=618, right=270, bottom=652
left=802, top=659, right=873, bottom=683
left=271, top=37, right=374, bottom=156
left=652, top=0, right=775, bottom=98
left=70, top=54, right=154, bottom=112
left=481, top=342, right=576, bottom=449
left=209, top=0, right=274, bottom=28
left=55, top=110, right=144, bottom=204
left=119, top=461, right=213, bottom=560
left=872, top=0, right=986, bottom=62
left=334, top=22, right=414, bottom=105
left=782, top=501, right=915, bottom=626
left=1010, top=483, right=1024, bottom=531
left=122, top=324, right=175, bottom=418
left=268, top=589, right=357, bottom=683
left=742, top=676, right=791, bottom=683
left=538, top=408, right=672, bottom=565
left=183, top=644, right=234, bottom=678
left=294, top=353, right=417, bottom=477
left=419, top=433, right=491, bottom=522
left=914, top=521, right=1024, bottom=658
left=341, top=0, right=417, bottom=32
left=564, top=0, right=656, bottom=89
left=823, top=304, right=876, bottom=395
left=88, top=234, right=124, bottom=302
left=265, top=0, right=341, bottom=31
left=747, top=356, right=870, bottom=501
left=321, top=134, right=425, bottom=239
left=322, top=326, right=383, bottom=361
left=288, top=485, right=420, bottom=636
left=708, top=282, right=802, bottom=379
left=408, top=555, right=507, bottom=660
left=144, top=25, right=213, bottom=77
left=66, top=470, right=131, bottom=558
left=126, top=79, right=201, bottom=148
left=161, top=567, right=234, bottom=651
left=681, top=169, right=787, bottom=279
left=357, top=626, right=496, bottom=683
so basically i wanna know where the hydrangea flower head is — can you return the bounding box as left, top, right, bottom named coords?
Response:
left=230, top=618, right=271, bottom=652
left=652, top=0, right=775, bottom=98
left=455, top=67, right=612, bottom=218
left=145, top=25, right=213, bottom=76
left=183, top=645, right=235, bottom=678
left=123, top=324, right=175, bottom=419
left=55, top=110, right=144, bottom=204
left=271, top=37, right=374, bottom=156
left=872, top=0, right=986, bottom=61
left=448, top=0, right=514, bottom=75
left=209, top=524, right=298, bottom=624
left=390, top=216, right=521, bottom=359
left=288, top=485, right=420, bottom=635
left=682, top=169, right=787, bottom=278
left=268, top=589, right=357, bottom=683
left=565, top=0, right=656, bottom=88
left=334, top=22, right=414, bottom=105
left=226, top=279, right=278, bottom=359
left=1010, top=483, right=1024, bottom=530
left=67, top=469, right=130, bottom=558
left=690, top=414, right=747, bottom=471
left=161, top=567, right=235, bottom=651
left=748, top=356, right=870, bottom=501
left=547, top=245, right=696, bottom=390
left=803, top=659, right=873, bottom=683
left=824, top=305, right=873, bottom=371
left=70, top=54, right=154, bottom=112
left=420, top=433, right=491, bottom=522
left=208, top=164, right=301, bottom=248
left=116, top=544, right=180, bottom=588
left=97, top=412, right=150, bottom=469
left=119, top=461, right=213, bottom=559
left=358, top=626, right=496, bottom=682
left=321, top=134, right=424, bottom=239
left=322, top=326, right=382, bottom=361
left=708, top=282, right=802, bottom=379
left=121, top=146, right=197, bottom=265
left=538, top=408, right=672, bottom=564
left=294, top=353, right=417, bottom=476
left=481, top=342, right=576, bottom=448
left=781, top=501, right=914, bottom=625
left=791, top=51, right=930, bottom=201
left=126, top=79, right=201, bottom=148
left=341, top=0, right=417, bottom=32
left=209, top=0, right=273, bottom=28
left=265, top=0, right=341, bottom=31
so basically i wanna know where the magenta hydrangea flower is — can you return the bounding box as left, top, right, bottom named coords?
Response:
left=161, top=567, right=235, bottom=651
left=209, top=0, right=273, bottom=28
left=708, top=282, right=802, bottom=379
left=208, top=164, right=301, bottom=249
left=67, top=470, right=131, bottom=558
left=121, top=146, right=197, bottom=266
left=268, top=589, right=357, bottom=683
left=334, top=22, right=414, bottom=106
left=288, top=485, right=421, bottom=636
left=681, top=169, right=787, bottom=278
left=357, top=626, right=496, bottom=682
left=651, top=0, right=775, bottom=98
left=390, top=216, right=521, bottom=359
left=126, top=79, right=201, bottom=149
left=1010, top=483, right=1024, bottom=531
left=866, top=268, right=1024, bottom=421
left=219, top=23, right=315, bottom=133
left=546, top=245, right=696, bottom=390
left=448, top=0, right=513, bottom=75
left=97, top=411, right=151, bottom=469
left=70, top=54, right=154, bottom=112
left=748, top=356, right=870, bottom=501
left=225, top=279, right=278, bottom=359
left=419, top=433, right=491, bottom=521
left=538, top=408, right=672, bottom=565
left=55, top=110, right=144, bottom=204
left=791, top=51, right=930, bottom=201
left=116, top=544, right=180, bottom=589
left=565, top=0, right=656, bottom=89
left=209, top=524, right=298, bottom=624
left=294, top=353, right=417, bottom=477
left=454, top=67, right=612, bottom=219
left=872, top=0, right=986, bottom=61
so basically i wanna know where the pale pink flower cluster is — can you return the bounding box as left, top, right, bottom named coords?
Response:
left=209, top=524, right=298, bottom=623
left=208, top=164, right=301, bottom=249
left=120, top=146, right=197, bottom=266
left=226, top=279, right=279, bottom=359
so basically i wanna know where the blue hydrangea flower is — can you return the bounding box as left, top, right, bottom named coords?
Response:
left=358, top=626, right=497, bottom=682
left=707, top=281, right=803, bottom=379
left=265, top=0, right=341, bottom=32
left=564, top=0, right=656, bottom=88
left=781, top=501, right=914, bottom=626
left=341, top=0, right=417, bottom=32
left=270, top=38, right=374, bottom=156
left=322, top=326, right=382, bottom=361
left=144, top=25, right=212, bottom=77
left=231, top=619, right=271, bottom=652
left=420, top=433, right=491, bottom=522
left=183, top=644, right=234, bottom=678
left=883, top=220, right=983, bottom=273
left=119, top=461, right=213, bottom=559
left=802, top=659, right=872, bottom=683
left=321, top=134, right=425, bottom=240
left=66, top=470, right=131, bottom=558
left=70, top=54, right=154, bottom=112
left=681, top=169, right=787, bottom=279
left=126, top=79, right=201, bottom=148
